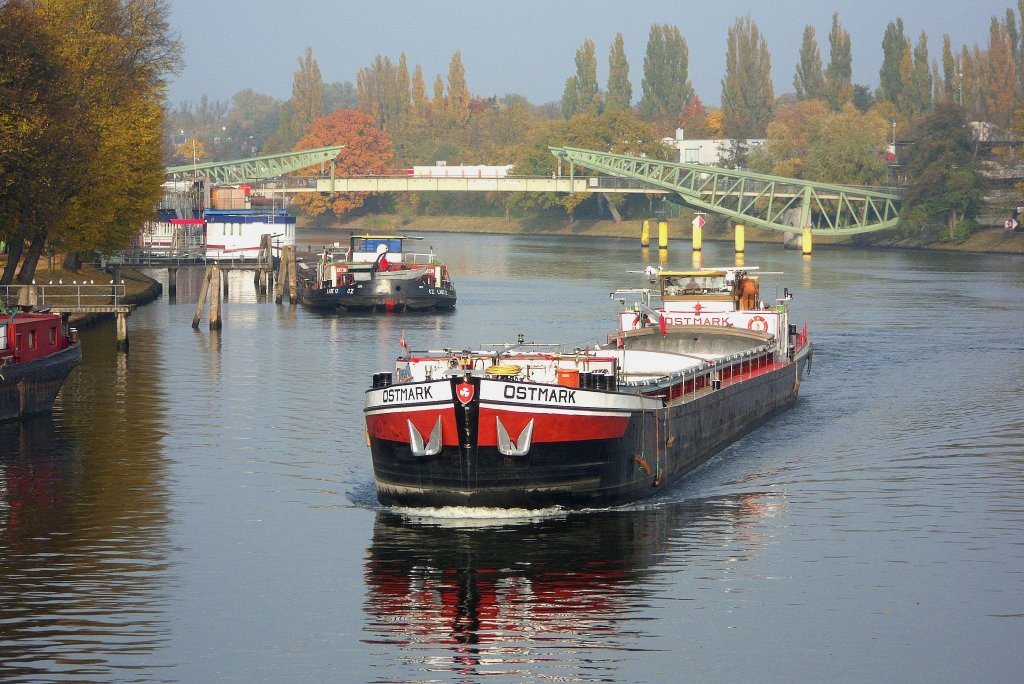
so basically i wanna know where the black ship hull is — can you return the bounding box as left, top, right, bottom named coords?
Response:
left=298, top=281, right=456, bottom=313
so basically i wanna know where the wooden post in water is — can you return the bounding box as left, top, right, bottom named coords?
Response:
left=287, top=246, right=297, bottom=302
left=192, top=265, right=212, bottom=328
left=274, top=245, right=297, bottom=304
left=209, top=265, right=222, bottom=329
left=168, top=267, right=177, bottom=297
left=116, top=311, right=129, bottom=351
left=255, top=234, right=272, bottom=294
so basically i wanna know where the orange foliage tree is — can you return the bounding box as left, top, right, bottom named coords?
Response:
left=290, top=109, right=394, bottom=219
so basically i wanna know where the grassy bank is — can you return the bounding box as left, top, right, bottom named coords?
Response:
left=312, top=215, right=1024, bottom=256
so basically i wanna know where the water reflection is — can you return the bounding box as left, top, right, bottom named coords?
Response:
left=1, top=374, right=174, bottom=680
left=363, top=493, right=780, bottom=681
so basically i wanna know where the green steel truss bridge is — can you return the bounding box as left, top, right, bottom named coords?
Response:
left=549, top=146, right=903, bottom=235
left=165, top=145, right=344, bottom=184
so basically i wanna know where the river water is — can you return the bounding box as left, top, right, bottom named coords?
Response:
left=1, top=232, right=1022, bottom=683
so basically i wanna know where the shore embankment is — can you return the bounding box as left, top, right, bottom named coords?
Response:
left=318, top=215, right=1024, bottom=256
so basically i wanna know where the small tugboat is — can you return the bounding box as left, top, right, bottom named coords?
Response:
left=364, top=267, right=812, bottom=509
left=0, top=306, right=82, bottom=422
left=296, top=234, right=456, bottom=312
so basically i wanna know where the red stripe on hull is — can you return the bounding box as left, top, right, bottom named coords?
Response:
left=477, top=406, right=630, bottom=445
left=366, top=408, right=460, bottom=446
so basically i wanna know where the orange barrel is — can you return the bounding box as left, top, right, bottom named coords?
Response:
left=556, top=368, right=580, bottom=388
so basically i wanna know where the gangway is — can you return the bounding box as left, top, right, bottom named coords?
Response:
left=165, top=145, right=344, bottom=183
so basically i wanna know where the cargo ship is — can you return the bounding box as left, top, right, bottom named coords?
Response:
left=364, top=267, right=812, bottom=509
left=0, top=308, right=82, bottom=422
left=296, top=234, right=456, bottom=313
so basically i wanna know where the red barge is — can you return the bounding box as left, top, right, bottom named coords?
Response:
left=364, top=267, right=812, bottom=509
left=0, top=308, right=81, bottom=422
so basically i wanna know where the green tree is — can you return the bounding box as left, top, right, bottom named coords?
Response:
left=900, top=103, right=983, bottom=240
left=606, top=33, right=632, bottom=113
left=824, top=13, right=853, bottom=110
left=721, top=15, right=774, bottom=138
left=562, top=38, right=601, bottom=118
left=940, top=34, right=959, bottom=103
left=878, top=18, right=908, bottom=105
left=794, top=25, right=825, bottom=101
left=322, top=81, right=357, bottom=113
left=639, top=24, right=693, bottom=129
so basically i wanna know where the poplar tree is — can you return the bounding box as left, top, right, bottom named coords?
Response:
left=562, top=39, right=601, bottom=118
left=446, top=51, right=470, bottom=125
left=941, top=34, right=959, bottom=103
left=825, top=13, right=853, bottom=110
left=794, top=25, right=825, bottom=101
left=985, top=17, right=1017, bottom=127
left=721, top=15, right=774, bottom=139
left=878, top=18, right=908, bottom=105
left=910, top=32, right=933, bottom=116
left=292, top=47, right=323, bottom=133
left=606, top=33, right=632, bottom=113
left=639, top=24, right=693, bottom=128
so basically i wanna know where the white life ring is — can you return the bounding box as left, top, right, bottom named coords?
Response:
left=747, top=315, right=769, bottom=333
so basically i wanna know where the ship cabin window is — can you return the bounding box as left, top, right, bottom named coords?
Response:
left=355, top=238, right=402, bottom=254
left=49, top=327, right=57, bottom=346
left=28, top=329, right=36, bottom=349
left=662, top=274, right=730, bottom=296
left=16, top=331, right=22, bottom=351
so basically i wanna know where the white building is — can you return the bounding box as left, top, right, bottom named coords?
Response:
left=662, top=129, right=765, bottom=166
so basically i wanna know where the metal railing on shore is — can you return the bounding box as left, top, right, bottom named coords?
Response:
left=0, top=283, right=127, bottom=311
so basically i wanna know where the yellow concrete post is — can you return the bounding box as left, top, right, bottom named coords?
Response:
left=802, top=226, right=813, bottom=255
left=734, top=223, right=745, bottom=253
left=692, top=223, right=702, bottom=252
left=657, top=221, right=668, bottom=249
left=640, top=219, right=650, bottom=248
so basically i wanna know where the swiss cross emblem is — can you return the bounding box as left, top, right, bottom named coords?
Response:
left=693, top=303, right=703, bottom=315
left=456, top=382, right=475, bottom=404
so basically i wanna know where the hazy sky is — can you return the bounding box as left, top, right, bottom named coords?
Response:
left=166, top=0, right=1011, bottom=108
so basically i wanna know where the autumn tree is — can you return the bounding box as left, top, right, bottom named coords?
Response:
left=292, top=47, right=323, bottom=134
left=676, top=96, right=721, bottom=139
left=1, top=0, right=181, bottom=282
left=446, top=51, right=470, bottom=126
left=794, top=25, right=825, bottom=101
left=562, top=38, right=601, bottom=118
left=824, top=13, right=853, bottom=110
left=721, top=15, right=774, bottom=138
left=985, top=17, right=1017, bottom=127
left=606, top=33, right=632, bottom=113
left=289, top=109, right=394, bottom=220
left=639, top=24, right=694, bottom=130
